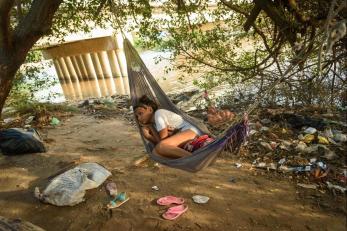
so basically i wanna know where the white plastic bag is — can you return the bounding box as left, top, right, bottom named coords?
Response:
left=35, top=163, right=111, bottom=206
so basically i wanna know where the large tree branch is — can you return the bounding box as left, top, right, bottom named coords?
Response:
left=254, top=0, right=298, bottom=45
left=11, top=0, right=63, bottom=63
left=0, top=0, right=14, bottom=50
left=15, top=0, right=23, bottom=22
left=244, top=5, right=261, bottom=31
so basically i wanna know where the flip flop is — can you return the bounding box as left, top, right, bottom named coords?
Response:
left=162, top=205, right=188, bottom=220
left=157, top=196, right=185, bottom=206
left=107, top=192, right=130, bottom=209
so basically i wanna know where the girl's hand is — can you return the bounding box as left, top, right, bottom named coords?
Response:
left=167, top=126, right=177, bottom=136
left=142, top=126, right=151, bottom=138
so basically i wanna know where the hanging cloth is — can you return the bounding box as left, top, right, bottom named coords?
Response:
left=123, top=38, right=249, bottom=172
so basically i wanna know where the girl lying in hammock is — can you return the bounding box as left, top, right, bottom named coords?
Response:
left=134, top=95, right=213, bottom=159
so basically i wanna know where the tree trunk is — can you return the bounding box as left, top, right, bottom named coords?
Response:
left=0, top=0, right=63, bottom=118
left=0, top=64, right=18, bottom=115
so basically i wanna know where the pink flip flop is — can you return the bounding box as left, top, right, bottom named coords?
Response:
left=157, top=196, right=185, bottom=206
left=162, top=205, right=188, bottom=220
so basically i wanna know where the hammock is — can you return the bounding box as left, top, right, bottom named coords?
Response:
left=123, top=39, right=249, bottom=172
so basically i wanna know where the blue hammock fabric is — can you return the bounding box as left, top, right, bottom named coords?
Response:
left=0, top=128, right=46, bottom=155
left=123, top=39, right=249, bottom=172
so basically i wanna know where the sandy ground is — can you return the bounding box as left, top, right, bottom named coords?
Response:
left=0, top=114, right=346, bottom=231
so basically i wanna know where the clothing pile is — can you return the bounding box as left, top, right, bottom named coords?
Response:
left=184, top=135, right=215, bottom=152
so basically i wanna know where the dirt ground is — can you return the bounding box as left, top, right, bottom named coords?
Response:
left=0, top=113, right=346, bottom=231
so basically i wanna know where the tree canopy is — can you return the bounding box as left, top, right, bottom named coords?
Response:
left=113, top=0, right=346, bottom=107
left=0, top=0, right=346, bottom=116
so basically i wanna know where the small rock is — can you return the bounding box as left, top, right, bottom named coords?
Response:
left=151, top=186, right=159, bottom=191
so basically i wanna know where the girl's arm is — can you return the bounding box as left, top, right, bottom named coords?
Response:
left=149, top=126, right=161, bottom=143
left=158, top=128, right=169, bottom=140
left=142, top=126, right=161, bottom=144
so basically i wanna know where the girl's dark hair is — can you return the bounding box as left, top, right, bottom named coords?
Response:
left=134, top=95, right=158, bottom=111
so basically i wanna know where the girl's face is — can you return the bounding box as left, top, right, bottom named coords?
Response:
left=135, top=106, right=153, bottom=124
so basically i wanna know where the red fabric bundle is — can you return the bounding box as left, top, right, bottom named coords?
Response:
left=184, top=135, right=215, bottom=152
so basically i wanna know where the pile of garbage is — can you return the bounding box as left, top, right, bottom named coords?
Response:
left=243, top=110, right=347, bottom=194
left=77, top=95, right=135, bottom=125
left=167, top=90, right=347, bottom=194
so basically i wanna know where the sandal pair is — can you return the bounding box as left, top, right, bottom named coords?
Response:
left=157, top=196, right=188, bottom=220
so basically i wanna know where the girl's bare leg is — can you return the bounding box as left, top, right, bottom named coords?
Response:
left=154, top=130, right=197, bottom=158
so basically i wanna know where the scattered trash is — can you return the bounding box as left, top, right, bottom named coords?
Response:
left=279, top=165, right=312, bottom=173
left=304, top=127, right=317, bottom=134
left=0, top=128, right=46, bottom=155
left=322, top=149, right=337, bottom=160
left=333, top=133, right=347, bottom=142
left=260, top=142, right=273, bottom=151
left=260, top=126, right=269, bottom=132
left=35, top=163, right=111, bottom=206
left=192, top=195, right=210, bottom=204
left=256, top=162, right=266, bottom=168
left=326, top=182, right=347, bottom=193
left=152, top=185, right=159, bottom=191
left=303, top=134, right=315, bottom=144
left=260, top=119, right=271, bottom=124
left=106, top=182, right=118, bottom=197
left=324, top=128, right=334, bottom=138
left=297, top=183, right=317, bottom=189
left=25, top=115, right=35, bottom=125
left=235, top=163, right=242, bottom=168
left=0, top=216, right=45, bottom=231
left=316, top=161, right=327, bottom=170
left=278, top=158, right=286, bottom=165
left=309, top=158, right=317, bottom=163
left=3, top=118, right=15, bottom=124
left=229, top=177, right=236, bottom=183
left=50, top=117, right=60, bottom=126
left=318, top=136, right=329, bottom=145
left=133, top=155, right=148, bottom=166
